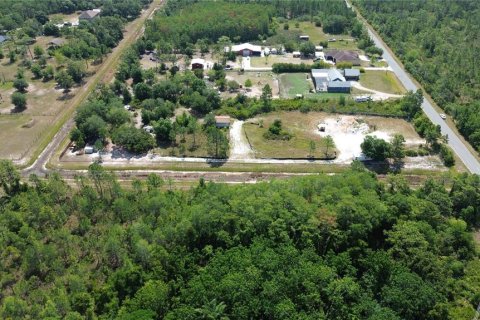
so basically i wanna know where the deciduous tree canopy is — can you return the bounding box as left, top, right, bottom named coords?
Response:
left=0, top=162, right=479, bottom=319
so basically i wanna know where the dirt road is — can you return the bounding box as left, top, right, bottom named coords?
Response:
left=229, top=120, right=254, bottom=159
left=21, top=0, right=164, bottom=177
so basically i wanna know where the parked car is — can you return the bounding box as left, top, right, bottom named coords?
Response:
left=440, top=113, right=447, bottom=120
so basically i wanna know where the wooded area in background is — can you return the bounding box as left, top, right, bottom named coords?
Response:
left=355, top=0, right=480, bottom=151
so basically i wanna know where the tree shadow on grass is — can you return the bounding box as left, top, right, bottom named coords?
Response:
left=111, top=146, right=147, bottom=160
left=57, top=91, right=75, bottom=101
left=207, top=158, right=227, bottom=168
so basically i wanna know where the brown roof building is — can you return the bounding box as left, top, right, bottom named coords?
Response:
left=79, top=9, right=101, bottom=21
left=325, top=50, right=361, bottom=66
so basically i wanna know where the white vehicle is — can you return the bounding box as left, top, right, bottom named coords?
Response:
left=439, top=113, right=447, bottom=120
left=355, top=96, right=372, bottom=103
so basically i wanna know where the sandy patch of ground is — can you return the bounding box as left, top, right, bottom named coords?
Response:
left=229, top=120, right=253, bottom=159
left=402, top=156, right=445, bottom=170
left=359, top=54, right=370, bottom=62
left=316, top=116, right=391, bottom=163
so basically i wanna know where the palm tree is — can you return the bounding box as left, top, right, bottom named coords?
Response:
left=195, top=299, right=229, bottom=320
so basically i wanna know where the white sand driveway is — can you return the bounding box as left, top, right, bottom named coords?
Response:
left=229, top=120, right=254, bottom=159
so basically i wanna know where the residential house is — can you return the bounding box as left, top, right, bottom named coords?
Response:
left=0, top=35, right=9, bottom=44
left=48, top=38, right=66, bottom=47
left=343, top=68, right=360, bottom=81
left=226, top=43, right=262, bottom=57
left=327, top=81, right=351, bottom=93
left=311, top=69, right=347, bottom=92
left=325, top=50, right=361, bottom=66
left=79, top=9, right=101, bottom=21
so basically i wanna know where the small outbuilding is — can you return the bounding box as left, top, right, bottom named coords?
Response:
left=190, top=58, right=206, bottom=70
left=84, top=146, right=95, bottom=154
left=215, top=115, right=231, bottom=128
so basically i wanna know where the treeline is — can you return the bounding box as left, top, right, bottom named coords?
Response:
left=355, top=0, right=480, bottom=151
left=272, top=61, right=331, bottom=73
left=146, top=2, right=273, bottom=44
left=0, top=0, right=151, bottom=32
left=0, top=161, right=479, bottom=319
left=228, top=0, right=355, bottom=20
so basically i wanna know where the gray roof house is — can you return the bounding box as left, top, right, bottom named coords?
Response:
left=343, top=68, right=360, bottom=80
left=0, top=35, right=9, bottom=44
left=311, top=69, right=346, bottom=92
left=327, top=81, right=351, bottom=93
left=48, top=38, right=66, bottom=47
left=79, top=9, right=101, bottom=21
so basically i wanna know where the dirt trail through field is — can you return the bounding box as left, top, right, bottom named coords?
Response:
left=229, top=120, right=254, bottom=159
left=351, top=81, right=403, bottom=101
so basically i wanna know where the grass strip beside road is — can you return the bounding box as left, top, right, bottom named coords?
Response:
left=21, top=0, right=162, bottom=169
left=350, top=1, right=480, bottom=164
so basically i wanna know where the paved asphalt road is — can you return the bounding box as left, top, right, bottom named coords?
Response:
left=366, top=29, right=480, bottom=174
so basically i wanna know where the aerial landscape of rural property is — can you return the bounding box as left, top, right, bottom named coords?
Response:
left=0, top=0, right=480, bottom=319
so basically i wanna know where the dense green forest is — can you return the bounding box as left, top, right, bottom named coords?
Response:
left=0, top=161, right=479, bottom=319
left=146, top=2, right=273, bottom=45
left=355, top=0, right=480, bottom=151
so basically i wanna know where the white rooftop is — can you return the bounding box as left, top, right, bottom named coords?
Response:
left=229, top=43, right=262, bottom=53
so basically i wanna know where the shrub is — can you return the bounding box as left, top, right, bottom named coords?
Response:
left=11, top=92, right=27, bottom=111
left=439, top=144, right=455, bottom=167
left=405, top=149, right=418, bottom=157
left=263, top=119, right=293, bottom=140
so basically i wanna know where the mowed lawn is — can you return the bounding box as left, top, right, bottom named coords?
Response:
left=360, top=71, right=406, bottom=94
left=244, top=111, right=336, bottom=159
left=279, top=73, right=312, bottom=98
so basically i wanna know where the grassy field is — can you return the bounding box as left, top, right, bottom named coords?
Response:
left=0, top=54, right=80, bottom=159
left=295, top=22, right=359, bottom=50
left=360, top=70, right=406, bottom=94
left=306, top=92, right=352, bottom=99
left=154, top=131, right=211, bottom=157
left=249, top=55, right=310, bottom=67
left=244, top=112, right=337, bottom=159
left=278, top=73, right=312, bottom=98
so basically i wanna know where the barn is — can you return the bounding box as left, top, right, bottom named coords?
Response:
left=190, top=58, right=206, bottom=70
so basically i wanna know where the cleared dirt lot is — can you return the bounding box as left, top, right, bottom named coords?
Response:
left=243, top=111, right=441, bottom=169
left=224, top=71, right=279, bottom=98
left=244, top=112, right=336, bottom=159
